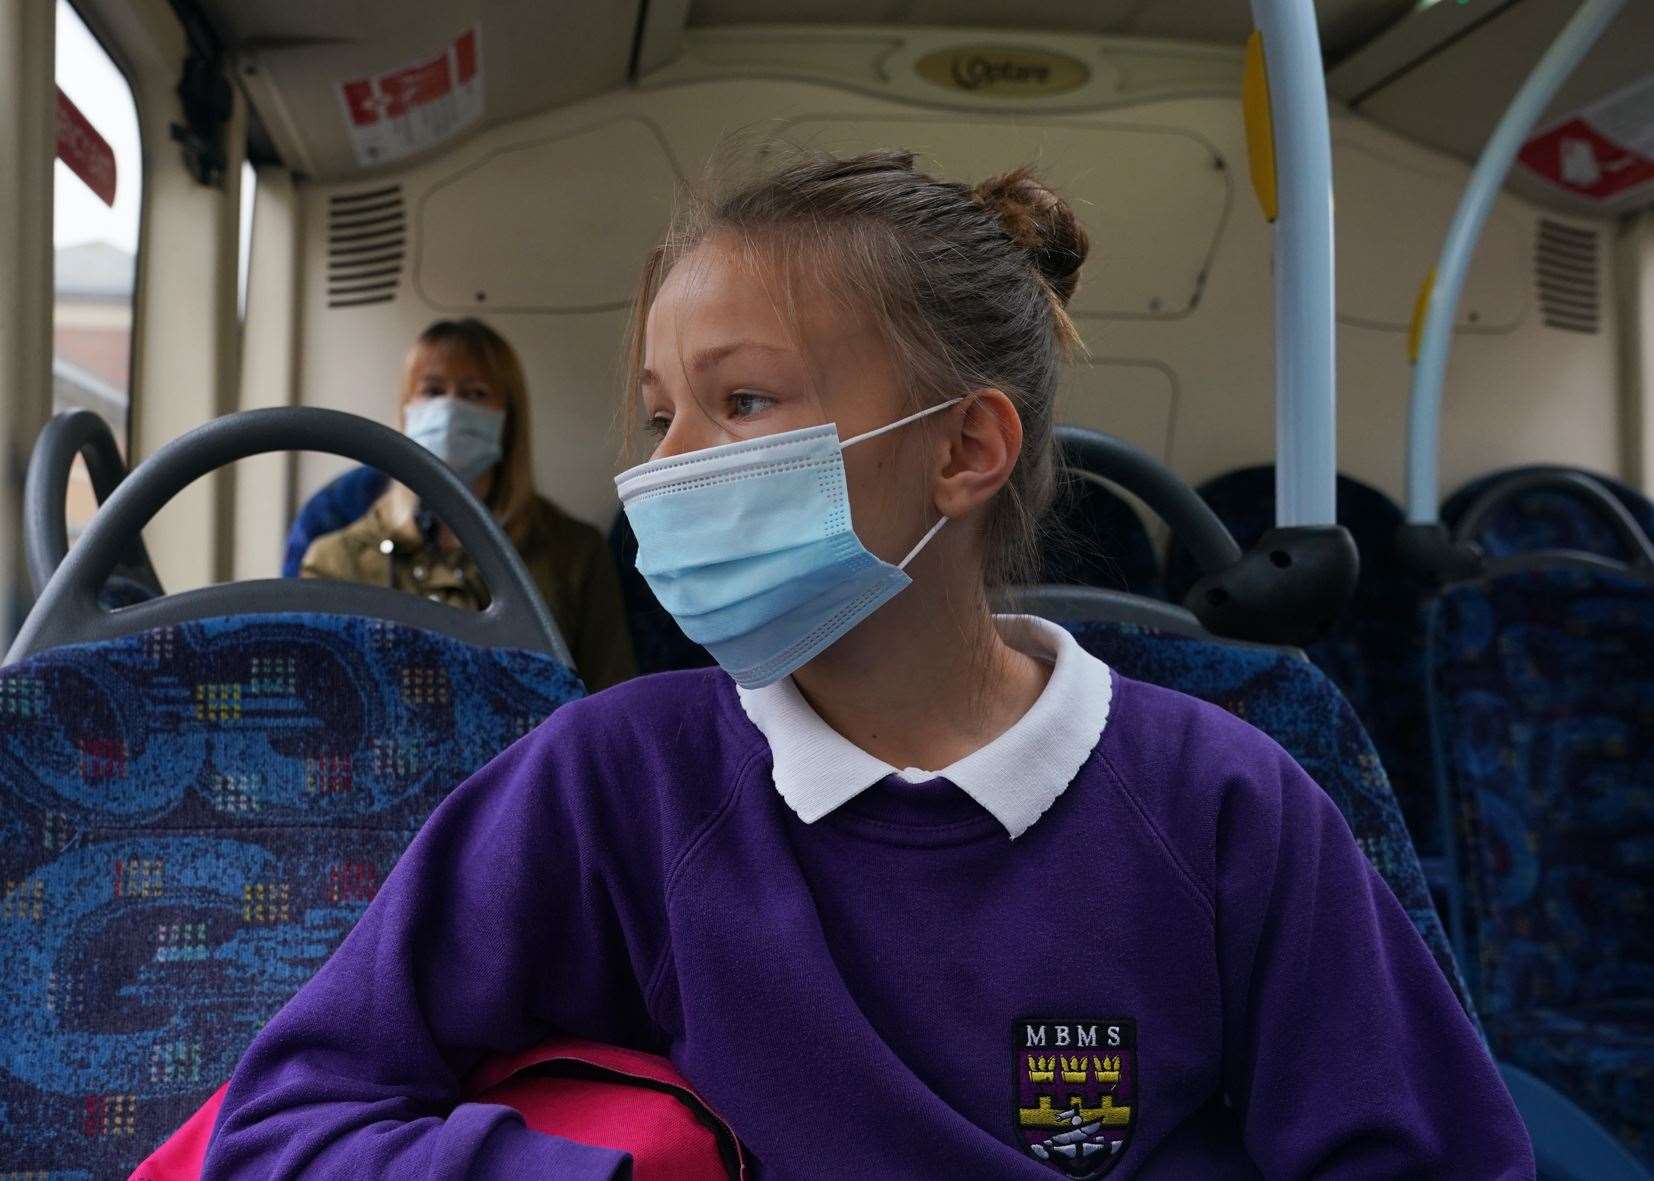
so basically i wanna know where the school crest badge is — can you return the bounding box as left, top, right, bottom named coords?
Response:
left=1014, top=1019, right=1136, bottom=1177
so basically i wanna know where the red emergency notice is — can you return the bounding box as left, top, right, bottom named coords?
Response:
left=337, top=27, right=483, bottom=167
left=56, top=87, right=117, bottom=207
left=1520, top=117, right=1654, bottom=202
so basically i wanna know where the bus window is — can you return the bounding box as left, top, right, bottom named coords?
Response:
left=52, top=0, right=141, bottom=539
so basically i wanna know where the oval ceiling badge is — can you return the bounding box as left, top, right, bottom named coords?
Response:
left=915, top=46, right=1091, bottom=98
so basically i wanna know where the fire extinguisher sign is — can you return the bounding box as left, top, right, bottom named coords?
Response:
left=1519, top=71, right=1654, bottom=204
left=337, top=26, right=483, bottom=168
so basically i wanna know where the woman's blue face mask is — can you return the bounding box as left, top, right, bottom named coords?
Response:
left=616, top=399, right=960, bottom=689
left=404, top=397, right=506, bottom=485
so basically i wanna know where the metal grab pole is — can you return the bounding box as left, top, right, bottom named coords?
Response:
left=1404, top=0, right=1627, bottom=524
left=1180, top=0, right=1356, bottom=646
left=1250, top=0, right=1337, bottom=528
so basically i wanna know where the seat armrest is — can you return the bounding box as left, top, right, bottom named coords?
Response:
left=1499, top=1062, right=1650, bottom=1181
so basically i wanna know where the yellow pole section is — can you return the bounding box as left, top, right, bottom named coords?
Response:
left=1242, top=31, right=1278, bottom=224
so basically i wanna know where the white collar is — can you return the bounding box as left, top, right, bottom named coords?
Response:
left=736, top=615, right=1114, bottom=839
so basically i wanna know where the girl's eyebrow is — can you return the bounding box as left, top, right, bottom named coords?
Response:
left=688, top=340, right=792, bottom=371
left=638, top=340, right=793, bottom=390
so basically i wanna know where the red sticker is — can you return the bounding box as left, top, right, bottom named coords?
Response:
left=377, top=49, right=453, bottom=119
left=55, top=87, right=116, bottom=207
left=336, top=26, right=483, bottom=167
left=455, top=28, right=478, bottom=86
left=341, top=79, right=379, bottom=128
left=1520, top=117, right=1654, bottom=202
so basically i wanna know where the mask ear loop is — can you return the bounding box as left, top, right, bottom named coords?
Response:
left=898, top=514, right=950, bottom=570
left=841, top=394, right=970, bottom=570
left=840, top=396, right=964, bottom=449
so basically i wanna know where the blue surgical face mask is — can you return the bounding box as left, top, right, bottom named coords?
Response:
left=616, top=398, right=961, bottom=689
left=404, top=397, right=506, bottom=484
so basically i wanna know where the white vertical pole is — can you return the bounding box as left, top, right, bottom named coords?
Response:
left=1251, top=0, right=1338, bottom=527
left=233, top=166, right=303, bottom=581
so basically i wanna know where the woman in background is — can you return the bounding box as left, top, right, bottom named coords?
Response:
left=302, top=318, right=635, bottom=691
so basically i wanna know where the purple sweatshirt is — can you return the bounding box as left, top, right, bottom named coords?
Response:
left=202, top=668, right=1533, bottom=1178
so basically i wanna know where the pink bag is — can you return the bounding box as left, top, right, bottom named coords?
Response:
left=130, top=1037, right=745, bottom=1180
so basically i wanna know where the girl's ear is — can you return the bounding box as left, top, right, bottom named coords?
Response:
left=934, top=389, right=1022, bottom=520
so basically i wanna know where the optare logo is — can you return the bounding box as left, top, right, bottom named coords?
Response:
left=915, top=46, right=1091, bottom=98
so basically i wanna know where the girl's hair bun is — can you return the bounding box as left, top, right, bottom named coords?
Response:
left=971, top=167, right=1090, bottom=306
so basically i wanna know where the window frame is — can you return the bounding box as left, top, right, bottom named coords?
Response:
left=53, top=0, right=148, bottom=456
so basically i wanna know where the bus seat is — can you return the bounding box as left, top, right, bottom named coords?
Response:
left=1038, top=470, right=1163, bottom=598
left=608, top=509, right=715, bottom=675
left=0, top=409, right=584, bottom=1175
left=10, top=409, right=570, bottom=666
left=26, top=410, right=164, bottom=609
left=280, top=465, right=390, bottom=578
left=1426, top=562, right=1654, bottom=1167
left=1164, top=466, right=1438, bottom=854
left=1054, top=611, right=1474, bottom=1026
left=1443, top=466, right=1654, bottom=565
left=0, top=615, right=583, bottom=1177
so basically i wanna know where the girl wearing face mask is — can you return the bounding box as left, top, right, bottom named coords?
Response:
left=299, top=318, right=635, bottom=690
left=206, top=154, right=1530, bottom=1178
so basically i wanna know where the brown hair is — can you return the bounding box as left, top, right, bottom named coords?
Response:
left=387, top=318, right=538, bottom=547
left=624, top=150, right=1090, bottom=587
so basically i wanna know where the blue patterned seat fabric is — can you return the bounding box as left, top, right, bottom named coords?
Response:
left=0, top=614, right=584, bottom=1178
left=1164, top=467, right=1440, bottom=855
left=1067, top=620, right=1474, bottom=1026
left=1426, top=566, right=1654, bottom=1165
left=1038, top=473, right=1163, bottom=599
left=281, top=466, right=390, bottom=578
left=1442, top=466, right=1654, bottom=563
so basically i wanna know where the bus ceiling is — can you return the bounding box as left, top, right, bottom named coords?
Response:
left=177, top=1, right=1649, bottom=203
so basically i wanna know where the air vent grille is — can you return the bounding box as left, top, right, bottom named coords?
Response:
left=327, top=185, right=405, bottom=308
left=1534, top=218, right=1598, bottom=334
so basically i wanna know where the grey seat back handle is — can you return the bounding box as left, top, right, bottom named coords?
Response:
left=24, top=410, right=162, bottom=597
left=1453, top=469, right=1654, bottom=571
left=7, top=407, right=570, bottom=665
left=1056, top=425, right=1243, bottom=574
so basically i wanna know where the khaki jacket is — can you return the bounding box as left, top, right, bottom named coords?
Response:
left=300, top=495, right=636, bottom=691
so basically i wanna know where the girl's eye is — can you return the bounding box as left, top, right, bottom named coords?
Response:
left=644, top=414, right=672, bottom=439
left=729, top=390, right=775, bottom=420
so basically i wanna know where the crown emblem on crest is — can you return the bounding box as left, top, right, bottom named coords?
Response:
left=1029, top=1055, right=1121, bottom=1084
